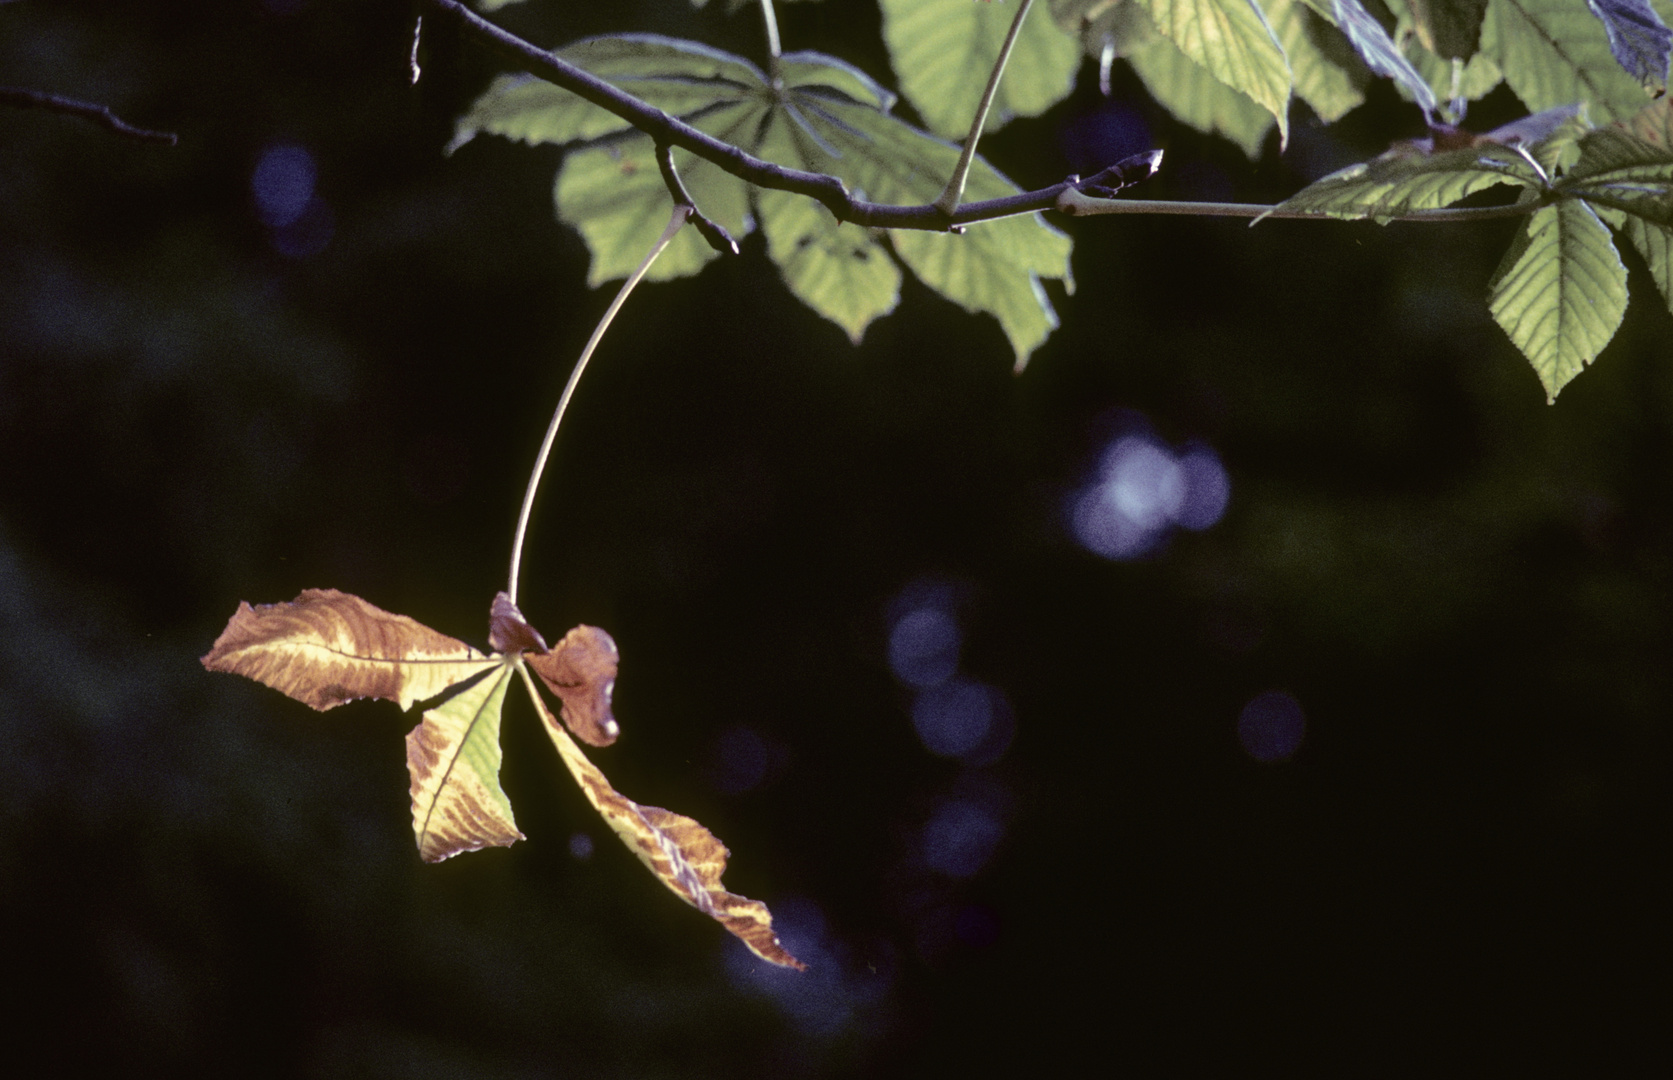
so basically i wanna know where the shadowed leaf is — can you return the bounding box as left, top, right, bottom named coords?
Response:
left=1407, top=0, right=1489, bottom=58
left=1585, top=0, right=1672, bottom=88
left=406, top=664, right=524, bottom=862
left=527, top=624, right=622, bottom=747
left=520, top=668, right=804, bottom=968
left=489, top=590, right=550, bottom=654
left=1561, top=126, right=1673, bottom=226
left=1333, top=0, right=1440, bottom=115
left=200, top=589, right=497, bottom=711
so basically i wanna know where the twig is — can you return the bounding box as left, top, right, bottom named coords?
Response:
left=0, top=86, right=177, bottom=144
left=759, top=0, right=783, bottom=86
left=935, top=0, right=1036, bottom=217
left=410, top=15, right=424, bottom=85
left=421, top=0, right=1545, bottom=231
left=655, top=142, right=738, bottom=254
left=507, top=206, right=693, bottom=604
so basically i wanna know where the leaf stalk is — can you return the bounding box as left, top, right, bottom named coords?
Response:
left=934, top=0, right=1036, bottom=217
left=507, top=206, right=693, bottom=605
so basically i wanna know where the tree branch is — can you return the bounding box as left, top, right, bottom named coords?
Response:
left=0, top=86, right=177, bottom=144
left=421, top=0, right=1545, bottom=232
left=655, top=141, right=738, bottom=254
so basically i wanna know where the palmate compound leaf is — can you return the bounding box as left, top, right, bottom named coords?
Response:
left=449, top=35, right=1072, bottom=365
left=1560, top=123, right=1673, bottom=228
left=1131, top=0, right=1294, bottom=143
left=1270, top=141, right=1540, bottom=219
left=1489, top=197, right=1629, bottom=400
left=205, top=589, right=802, bottom=966
left=517, top=665, right=806, bottom=969
left=876, top=0, right=1082, bottom=140
left=1609, top=96, right=1673, bottom=311
left=1483, top=0, right=1657, bottom=122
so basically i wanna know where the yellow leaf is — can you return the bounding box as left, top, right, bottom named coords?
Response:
left=518, top=666, right=805, bottom=969
left=406, top=664, right=524, bottom=862
left=200, top=589, right=499, bottom=711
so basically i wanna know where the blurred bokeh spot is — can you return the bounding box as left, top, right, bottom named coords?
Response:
left=921, top=798, right=1004, bottom=879
left=1070, top=425, right=1230, bottom=559
left=1237, top=691, right=1306, bottom=763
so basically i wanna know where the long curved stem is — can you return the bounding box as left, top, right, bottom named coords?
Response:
left=759, top=0, right=783, bottom=85
left=935, top=0, right=1036, bottom=217
left=507, top=206, right=691, bottom=605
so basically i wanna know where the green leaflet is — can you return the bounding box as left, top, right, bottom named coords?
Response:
left=1267, top=0, right=1368, bottom=122
left=1383, top=0, right=1504, bottom=110
left=1132, top=0, right=1294, bottom=142
left=1271, top=143, right=1539, bottom=219
left=1406, top=0, right=1490, bottom=58
left=1482, top=0, right=1655, bottom=122
left=1560, top=127, right=1673, bottom=228
left=877, top=0, right=1082, bottom=140
left=408, top=664, right=521, bottom=864
left=451, top=34, right=1071, bottom=360
left=1127, top=24, right=1276, bottom=157
left=1489, top=198, right=1629, bottom=401
left=1622, top=216, right=1673, bottom=313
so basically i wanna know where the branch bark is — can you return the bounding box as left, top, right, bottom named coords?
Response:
left=0, top=86, right=177, bottom=144
left=421, top=0, right=1541, bottom=231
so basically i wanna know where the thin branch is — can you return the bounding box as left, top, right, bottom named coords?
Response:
left=508, top=206, right=693, bottom=605
left=656, top=141, right=738, bottom=254
left=0, top=86, right=177, bottom=144
left=410, top=14, right=424, bottom=85
left=421, top=0, right=1546, bottom=231
left=935, top=0, right=1036, bottom=217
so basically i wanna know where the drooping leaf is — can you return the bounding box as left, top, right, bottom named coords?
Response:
left=877, top=0, right=1083, bottom=140
left=1407, top=0, right=1490, bottom=57
left=406, top=664, right=524, bottom=863
left=526, top=624, right=623, bottom=747
left=520, top=668, right=805, bottom=968
left=1131, top=0, right=1294, bottom=142
left=1622, top=215, right=1673, bottom=312
left=1488, top=198, right=1629, bottom=400
left=1585, top=0, right=1672, bottom=88
left=451, top=35, right=1071, bottom=361
left=1483, top=0, right=1655, bottom=122
left=1271, top=141, right=1539, bottom=219
left=1124, top=4, right=1277, bottom=157
left=1268, top=0, right=1370, bottom=122
left=200, top=589, right=498, bottom=712
left=1560, top=124, right=1673, bottom=226
left=1333, top=0, right=1441, bottom=115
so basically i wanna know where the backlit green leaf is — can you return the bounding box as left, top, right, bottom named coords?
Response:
left=1622, top=216, right=1673, bottom=312
left=1407, top=0, right=1490, bottom=57
left=1488, top=198, right=1628, bottom=400
left=1268, top=0, right=1369, bottom=122
left=878, top=0, right=1083, bottom=139
left=1561, top=125, right=1673, bottom=226
left=1272, top=143, right=1538, bottom=218
left=1483, top=0, right=1655, bottom=122
left=406, top=664, right=522, bottom=863
left=1132, top=0, right=1294, bottom=141
left=455, top=35, right=1071, bottom=361
left=1126, top=9, right=1277, bottom=157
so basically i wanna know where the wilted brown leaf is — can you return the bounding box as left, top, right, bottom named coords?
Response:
left=527, top=624, right=621, bottom=747
left=201, top=589, right=498, bottom=711
left=517, top=667, right=804, bottom=969
left=488, top=590, right=550, bottom=654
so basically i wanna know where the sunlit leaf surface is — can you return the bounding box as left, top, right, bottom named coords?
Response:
left=877, top=0, right=1083, bottom=139
left=1484, top=0, right=1656, bottom=122
left=522, top=669, right=806, bottom=969
left=200, top=589, right=497, bottom=711
left=1268, top=0, right=1368, bottom=122
left=1272, top=143, right=1538, bottom=219
left=406, top=664, right=523, bottom=862
left=1489, top=198, right=1628, bottom=400
left=451, top=34, right=1072, bottom=363
left=1126, top=21, right=1277, bottom=157
left=1132, top=0, right=1294, bottom=142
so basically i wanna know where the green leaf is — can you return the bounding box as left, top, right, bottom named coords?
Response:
left=406, top=664, right=523, bottom=863
left=1272, top=142, right=1539, bottom=219
left=1384, top=0, right=1504, bottom=109
left=1482, top=0, right=1655, bottom=122
left=1126, top=9, right=1277, bottom=157
left=1560, top=126, right=1673, bottom=226
left=1407, top=0, right=1490, bottom=57
left=1488, top=198, right=1628, bottom=401
left=767, top=58, right=1074, bottom=362
left=1331, top=0, right=1441, bottom=115
left=1132, top=0, right=1294, bottom=142
left=1622, top=216, right=1673, bottom=313
left=1268, top=0, right=1369, bottom=121
left=454, top=35, right=1071, bottom=360
left=878, top=0, right=1083, bottom=139
left=1585, top=0, right=1672, bottom=89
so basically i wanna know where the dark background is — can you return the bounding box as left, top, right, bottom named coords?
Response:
left=3, top=0, right=1669, bottom=1074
